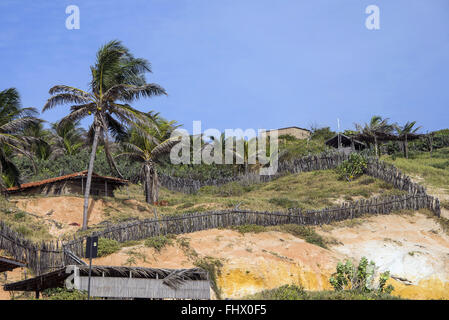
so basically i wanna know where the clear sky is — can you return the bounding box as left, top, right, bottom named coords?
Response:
left=1, top=0, right=448, bottom=134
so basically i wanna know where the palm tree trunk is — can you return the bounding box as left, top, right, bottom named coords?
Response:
left=374, top=136, right=379, bottom=157
left=404, top=134, right=409, bottom=159
left=82, top=124, right=101, bottom=230
left=143, top=164, right=151, bottom=204
left=152, top=169, right=158, bottom=204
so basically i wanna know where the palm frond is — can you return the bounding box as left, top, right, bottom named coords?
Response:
left=43, top=93, right=93, bottom=112
left=104, top=83, right=167, bottom=102
left=0, top=117, right=42, bottom=133
left=151, top=136, right=182, bottom=158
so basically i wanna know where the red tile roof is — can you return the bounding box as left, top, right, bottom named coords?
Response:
left=7, top=171, right=128, bottom=192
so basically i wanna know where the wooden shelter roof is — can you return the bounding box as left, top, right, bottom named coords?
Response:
left=351, top=132, right=425, bottom=143
left=7, top=171, right=128, bottom=192
left=266, top=126, right=311, bottom=133
left=325, top=133, right=366, bottom=148
left=3, top=265, right=209, bottom=292
left=0, top=256, right=26, bottom=273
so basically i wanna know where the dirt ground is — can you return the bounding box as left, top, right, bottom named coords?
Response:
left=91, top=228, right=343, bottom=298
left=0, top=266, right=27, bottom=300
left=13, top=196, right=106, bottom=226
left=90, top=212, right=449, bottom=299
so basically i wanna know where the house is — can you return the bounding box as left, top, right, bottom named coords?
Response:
left=263, top=126, right=311, bottom=140
left=4, top=265, right=211, bottom=300
left=325, top=133, right=366, bottom=154
left=6, top=171, right=128, bottom=197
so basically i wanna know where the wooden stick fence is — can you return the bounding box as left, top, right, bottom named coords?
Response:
left=158, top=152, right=348, bottom=194
left=158, top=152, right=427, bottom=196
left=61, top=193, right=440, bottom=269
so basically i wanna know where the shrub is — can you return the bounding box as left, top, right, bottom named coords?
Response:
left=335, top=153, right=367, bottom=182
left=279, top=134, right=298, bottom=141
left=244, top=285, right=401, bottom=300
left=329, top=257, right=394, bottom=294
left=194, top=256, right=223, bottom=299
left=13, top=211, right=26, bottom=220
left=249, top=284, right=306, bottom=300
left=144, top=235, right=174, bottom=252
left=268, top=197, right=299, bottom=209
left=277, top=224, right=327, bottom=248
left=431, top=160, right=449, bottom=170
left=41, top=288, right=89, bottom=300
left=97, top=238, right=121, bottom=257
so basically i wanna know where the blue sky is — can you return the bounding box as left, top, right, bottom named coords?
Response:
left=1, top=0, right=448, bottom=133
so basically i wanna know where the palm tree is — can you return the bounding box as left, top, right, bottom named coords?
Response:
left=116, top=114, right=180, bottom=204
left=43, top=40, right=166, bottom=230
left=355, top=116, right=394, bottom=157
left=395, top=121, right=421, bottom=159
left=22, top=122, right=52, bottom=160
left=50, top=120, right=86, bottom=158
left=0, top=88, right=40, bottom=188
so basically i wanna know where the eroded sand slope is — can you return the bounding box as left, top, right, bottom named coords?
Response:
left=91, top=212, right=449, bottom=299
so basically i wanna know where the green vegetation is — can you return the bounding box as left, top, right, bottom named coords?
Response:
left=355, top=115, right=395, bottom=157
left=383, top=147, right=449, bottom=190
left=97, top=238, right=121, bottom=257
left=245, top=257, right=397, bottom=300
left=40, top=288, right=90, bottom=300
left=229, top=224, right=329, bottom=249
left=335, top=153, right=368, bottom=182
left=229, top=224, right=267, bottom=234
left=0, top=88, right=41, bottom=187
left=310, top=126, right=336, bottom=142
left=199, top=182, right=254, bottom=197
left=123, top=170, right=404, bottom=216
left=193, top=256, right=223, bottom=299
left=277, top=138, right=327, bottom=162
left=144, top=235, right=174, bottom=252
left=329, top=257, right=394, bottom=294
left=273, top=224, right=328, bottom=248
left=0, top=198, right=52, bottom=241
left=15, top=147, right=142, bottom=184
left=243, top=284, right=401, bottom=300
left=268, top=197, right=299, bottom=209
left=116, top=112, right=181, bottom=204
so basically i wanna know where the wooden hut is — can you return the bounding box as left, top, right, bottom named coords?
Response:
left=6, top=171, right=128, bottom=197
left=325, top=133, right=366, bottom=154
left=3, top=265, right=211, bottom=300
